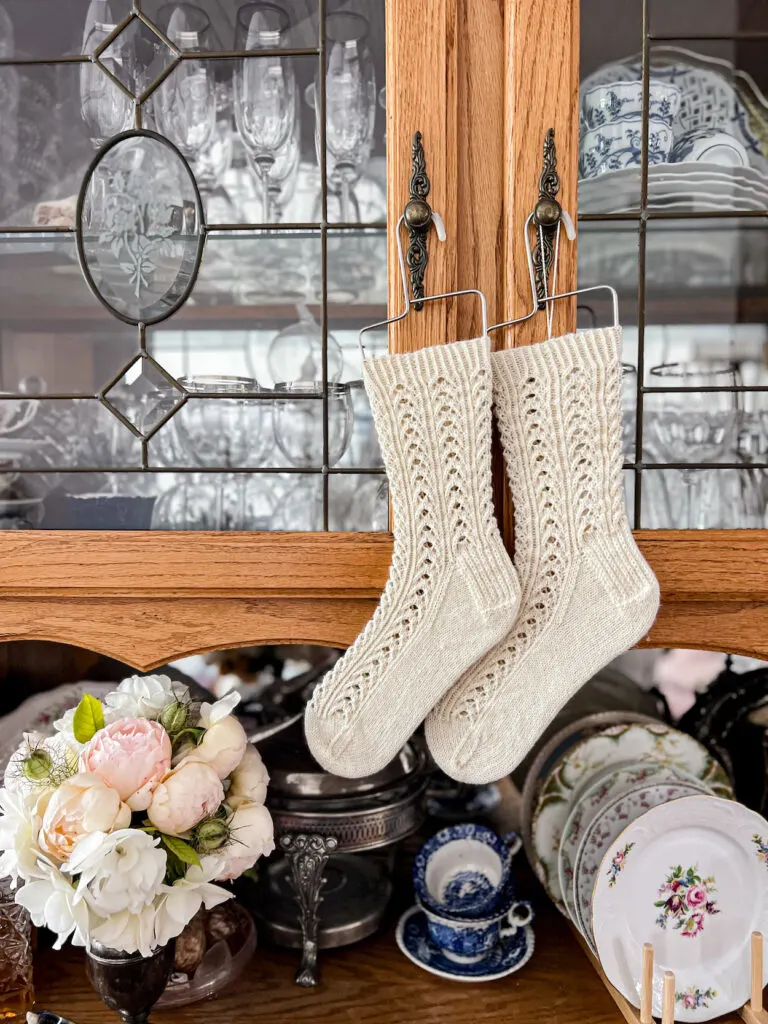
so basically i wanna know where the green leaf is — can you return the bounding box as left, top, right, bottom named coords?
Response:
left=72, top=694, right=105, bottom=743
left=160, top=834, right=201, bottom=869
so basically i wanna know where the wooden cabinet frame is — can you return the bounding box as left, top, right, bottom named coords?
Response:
left=1, top=0, right=767, bottom=669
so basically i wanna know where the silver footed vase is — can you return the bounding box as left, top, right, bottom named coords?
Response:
left=86, top=942, right=175, bottom=1024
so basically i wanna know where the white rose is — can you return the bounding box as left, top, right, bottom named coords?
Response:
left=4, top=733, right=77, bottom=796
left=194, top=716, right=247, bottom=780
left=105, top=674, right=190, bottom=721
left=65, top=829, right=166, bottom=917
left=90, top=904, right=157, bottom=959
left=228, top=744, right=269, bottom=808
left=0, top=788, right=47, bottom=887
left=15, top=862, right=90, bottom=950
left=154, top=855, right=232, bottom=949
left=198, top=691, right=241, bottom=729
left=217, top=802, right=275, bottom=881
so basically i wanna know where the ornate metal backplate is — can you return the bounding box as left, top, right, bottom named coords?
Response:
left=403, top=131, right=433, bottom=310
left=532, top=128, right=562, bottom=305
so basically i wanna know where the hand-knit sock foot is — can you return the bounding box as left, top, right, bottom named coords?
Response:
left=425, top=328, right=660, bottom=784
left=304, top=337, right=520, bottom=778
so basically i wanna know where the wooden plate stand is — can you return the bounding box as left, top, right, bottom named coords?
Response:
left=571, top=927, right=768, bottom=1024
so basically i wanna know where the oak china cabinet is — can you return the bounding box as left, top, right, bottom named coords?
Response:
left=1, top=1, right=768, bottom=1019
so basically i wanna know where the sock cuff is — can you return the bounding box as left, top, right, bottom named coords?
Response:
left=364, top=336, right=491, bottom=395
left=491, top=327, right=622, bottom=384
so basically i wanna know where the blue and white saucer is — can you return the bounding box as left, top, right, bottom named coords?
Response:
left=395, top=906, right=535, bottom=982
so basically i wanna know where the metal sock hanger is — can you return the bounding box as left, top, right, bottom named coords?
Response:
left=358, top=211, right=489, bottom=362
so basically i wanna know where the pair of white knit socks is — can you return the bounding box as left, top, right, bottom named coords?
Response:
left=305, top=328, right=660, bottom=784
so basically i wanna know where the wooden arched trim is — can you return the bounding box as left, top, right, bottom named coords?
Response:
left=1, top=530, right=767, bottom=668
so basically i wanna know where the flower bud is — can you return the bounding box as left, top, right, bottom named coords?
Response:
left=22, top=749, right=53, bottom=783
left=160, top=700, right=188, bottom=736
left=193, top=817, right=230, bottom=853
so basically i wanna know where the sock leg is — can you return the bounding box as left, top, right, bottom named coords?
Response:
left=425, top=327, right=659, bottom=784
left=305, top=337, right=520, bottom=778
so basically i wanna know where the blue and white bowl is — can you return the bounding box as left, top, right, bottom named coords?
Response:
left=579, top=118, right=674, bottom=179
left=413, top=824, right=522, bottom=918
left=582, top=80, right=682, bottom=130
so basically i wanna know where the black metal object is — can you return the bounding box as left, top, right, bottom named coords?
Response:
left=532, top=128, right=562, bottom=306
left=279, top=832, right=339, bottom=987
left=86, top=941, right=175, bottom=1023
left=404, top=131, right=433, bottom=310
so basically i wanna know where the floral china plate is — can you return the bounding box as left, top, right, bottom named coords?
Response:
left=557, top=761, right=706, bottom=928
left=593, top=795, right=768, bottom=1022
left=572, top=779, right=708, bottom=948
left=532, top=723, right=732, bottom=909
left=395, top=905, right=534, bottom=983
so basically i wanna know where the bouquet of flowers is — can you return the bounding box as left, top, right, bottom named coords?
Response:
left=0, top=674, right=274, bottom=957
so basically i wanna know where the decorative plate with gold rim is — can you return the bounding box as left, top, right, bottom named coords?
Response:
left=593, top=795, right=768, bottom=1022
left=531, top=723, right=733, bottom=908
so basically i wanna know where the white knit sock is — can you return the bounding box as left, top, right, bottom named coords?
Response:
left=425, top=328, right=660, bottom=784
left=305, top=337, right=520, bottom=777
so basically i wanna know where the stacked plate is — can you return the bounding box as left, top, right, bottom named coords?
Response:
left=521, top=718, right=768, bottom=1020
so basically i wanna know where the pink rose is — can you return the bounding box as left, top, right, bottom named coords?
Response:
left=684, top=995, right=696, bottom=1009
left=614, top=852, right=625, bottom=864
left=147, top=758, right=224, bottom=836
left=81, top=719, right=172, bottom=812
left=685, top=884, right=707, bottom=909
left=38, top=773, right=131, bottom=862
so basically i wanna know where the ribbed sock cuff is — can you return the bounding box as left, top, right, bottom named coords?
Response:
left=491, top=327, right=622, bottom=386
left=364, top=336, right=491, bottom=396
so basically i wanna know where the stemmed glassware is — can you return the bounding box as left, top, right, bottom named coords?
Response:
left=318, top=11, right=376, bottom=223
left=154, top=4, right=217, bottom=160
left=272, top=382, right=353, bottom=468
left=645, top=362, right=742, bottom=529
left=79, top=0, right=133, bottom=148
left=234, top=2, right=298, bottom=223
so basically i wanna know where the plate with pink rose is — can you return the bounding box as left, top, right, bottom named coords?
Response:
left=593, top=794, right=768, bottom=1022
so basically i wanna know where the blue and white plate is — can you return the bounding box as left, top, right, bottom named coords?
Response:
left=395, top=906, right=535, bottom=983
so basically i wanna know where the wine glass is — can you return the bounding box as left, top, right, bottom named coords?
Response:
left=154, top=4, right=217, bottom=159
left=266, top=306, right=344, bottom=385
left=645, top=362, right=742, bottom=529
left=246, top=114, right=300, bottom=223
left=80, top=0, right=133, bottom=147
left=318, top=11, right=376, bottom=222
left=272, top=382, right=353, bottom=468
left=174, top=375, right=269, bottom=468
left=234, top=2, right=298, bottom=223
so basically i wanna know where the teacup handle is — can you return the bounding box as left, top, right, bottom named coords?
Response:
left=500, top=900, right=534, bottom=940
left=503, top=830, right=522, bottom=862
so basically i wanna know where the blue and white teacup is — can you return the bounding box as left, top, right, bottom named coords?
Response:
left=579, top=118, right=674, bottom=179
left=419, top=895, right=534, bottom=964
left=581, top=80, right=681, bottom=130
left=413, top=824, right=522, bottom=918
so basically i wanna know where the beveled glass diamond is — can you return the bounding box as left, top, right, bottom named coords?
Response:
left=97, top=14, right=177, bottom=100
left=103, top=354, right=184, bottom=438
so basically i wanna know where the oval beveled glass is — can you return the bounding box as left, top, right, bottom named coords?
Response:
left=76, top=130, right=205, bottom=326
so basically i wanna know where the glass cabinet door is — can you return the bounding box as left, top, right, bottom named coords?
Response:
left=579, top=0, right=768, bottom=529
left=0, top=0, right=387, bottom=532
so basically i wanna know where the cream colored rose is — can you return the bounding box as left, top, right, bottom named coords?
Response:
left=147, top=758, right=224, bottom=836
left=217, top=802, right=275, bottom=881
left=228, top=744, right=269, bottom=808
left=38, top=773, right=131, bottom=863
left=194, top=716, right=247, bottom=780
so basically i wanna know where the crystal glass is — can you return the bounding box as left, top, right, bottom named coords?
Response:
left=234, top=2, right=298, bottom=222
left=318, top=11, right=376, bottom=222
left=175, top=375, right=268, bottom=467
left=79, top=0, right=133, bottom=147
left=645, top=362, right=742, bottom=529
left=272, top=382, right=352, bottom=468
left=266, top=307, right=343, bottom=384
left=152, top=473, right=276, bottom=529
left=154, top=4, right=217, bottom=159
left=0, top=879, right=33, bottom=1018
